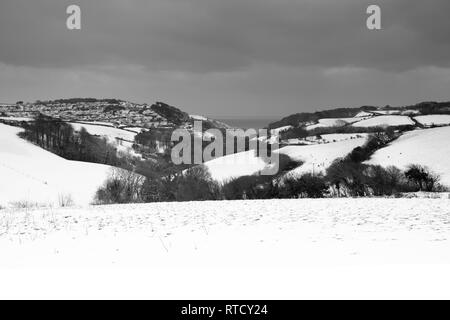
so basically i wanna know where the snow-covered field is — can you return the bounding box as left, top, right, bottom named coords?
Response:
left=373, top=110, right=402, bottom=115
left=352, top=115, right=415, bottom=127
left=69, top=122, right=137, bottom=142
left=205, top=135, right=367, bottom=183
left=355, top=111, right=374, bottom=118
left=1, top=198, right=450, bottom=299
left=414, top=115, right=450, bottom=127
left=271, top=125, right=293, bottom=134
left=121, top=126, right=148, bottom=133
left=367, top=127, right=450, bottom=187
left=69, top=122, right=141, bottom=157
left=204, top=150, right=268, bottom=183
left=190, top=114, right=208, bottom=121
left=0, top=124, right=111, bottom=207
left=278, top=135, right=367, bottom=176
left=306, top=117, right=366, bottom=130
left=0, top=116, right=33, bottom=122
left=320, top=133, right=368, bottom=143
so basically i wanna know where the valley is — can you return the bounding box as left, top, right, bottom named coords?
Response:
left=1, top=98, right=450, bottom=207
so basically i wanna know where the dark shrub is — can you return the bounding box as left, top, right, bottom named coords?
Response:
left=365, top=165, right=413, bottom=196
left=280, top=173, right=328, bottom=198
left=280, top=127, right=308, bottom=140
left=95, top=168, right=144, bottom=204
left=222, top=175, right=277, bottom=200
left=326, top=160, right=369, bottom=197
left=173, top=166, right=222, bottom=202
left=405, top=164, right=441, bottom=192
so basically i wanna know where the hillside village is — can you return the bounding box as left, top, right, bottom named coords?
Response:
left=0, top=99, right=188, bottom=129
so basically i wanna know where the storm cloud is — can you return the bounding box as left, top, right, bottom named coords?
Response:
left=1, top=0, right=450, bottom=117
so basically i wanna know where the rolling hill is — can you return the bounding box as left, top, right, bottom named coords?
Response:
left=366, top=127, right=450, bottom=187
left=414, top=115, right=450, bottom=127
left=351, top=115, right=415, bottom=128
left=204, top=134, right=368, bottom=183
left=278, top=136, right=368, bottom=177
left=0, top=123, right=111, bottom=207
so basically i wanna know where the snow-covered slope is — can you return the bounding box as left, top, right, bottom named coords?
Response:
left=401, top=109, right=421, bottom=116
left=205, top=135, right=367, bottom=182
left=70, top=122, right=141, bottom=157
left=373, top=110, right=401, bottom=115
left=0, top=124, right=111, bottom=207
left=367, top=127, right=450, bottom=187
left=69, top=122, right=136, bottom=142
left=414, top=115, right=450, bottom=127
left=190, top=114, right=208, bottom=121
left=354, top=111, right=374, bottom=118
left=352, top=115, right=414, bottom=127
left=320, top=133, right=369, bottom=143
left=204, top=150, right=268, bottom=183
left=307, top=117, right=366, bottom=130
left=271, top=125, right=293, bottom=134
left=0, top=117, right=33, bottom=122
left=278, top=136, right=367, bottom=177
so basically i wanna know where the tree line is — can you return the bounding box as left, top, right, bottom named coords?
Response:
left=19, top=114, right=129, bottom=168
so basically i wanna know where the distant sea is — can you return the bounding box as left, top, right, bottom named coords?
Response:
left=217, top=118, right=276, bottom=129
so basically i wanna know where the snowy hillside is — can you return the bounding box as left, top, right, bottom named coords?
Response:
left=306, top=117, right=366, bottom=130
left=278, top=135, right=367, bottom=177
left=68, top=122, right=142, bottom=157
left=204, top=150, right=268, bottom=183
left=354, top=111, right=373, bottom=118
left=320, top=133, right=369, bottom=143
left=69, top=122, right=137, bottom=142
left=0, top=124, right=111, bottom=207
left=0, top=116, right=33, bottom=122
left=204, top=135, right=367, bottom=182
left=414, top=115, right=450, bottom=127
left=367, top=127, right=450, bottom=187
left=373, top=110, right=402, bottom=115
left=271, top=125, right=293, bottom=134
left=352, top=115, right=415, bottom=127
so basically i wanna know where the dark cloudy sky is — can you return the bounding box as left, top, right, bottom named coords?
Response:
left=1, top=0, right=450, bottom=118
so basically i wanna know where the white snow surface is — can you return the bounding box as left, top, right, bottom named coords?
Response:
left=373, top=110, right=401, bottom=115
left=367, top=127, right=450, bottom=187
left=354, top=111, right=374, bottom=118
left=69, top=122, right=137, bottom=142
left=401, top=109, right=421, bottom=115
left=414, top=115, right=450, bottom=127
left=320, top=133, right=369, bottom=143
left=69, top=122, right=140, bottom=157
left=76, top=121, right=115, bottom=127
left=352, top=115, right=414, bottom=127
left=204, top=150, right=268, bottom=183
left=271, top=125, right=293, bottom=134
left=1, top=198, right=450, bottom=299
left=0, top=124, right=111, bottom=207
left=278, top=135, right=367, bottom=176
left=190, top=114, right=208, bottom=121
left=121, top=126, right=148, bottom=133
left=205, top=135, right=367, bottom=182
left=307, top=117, right=364, bottom=130
left=0, top=117, right=33, bottom=122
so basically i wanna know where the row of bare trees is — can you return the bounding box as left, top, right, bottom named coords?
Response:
left=94, top=161, right=444, bottom=204
left=20, top=114, right=128, bottom=167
